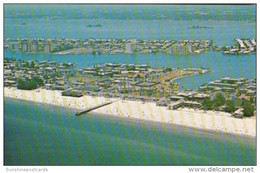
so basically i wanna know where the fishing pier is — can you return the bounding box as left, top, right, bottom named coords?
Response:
left=75, top=100, right=115, bottom=116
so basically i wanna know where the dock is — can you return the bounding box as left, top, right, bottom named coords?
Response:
left=75, top=100, right=115, bottom=116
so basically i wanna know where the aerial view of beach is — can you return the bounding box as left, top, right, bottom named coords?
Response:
left=3, top=3, right=256, bottom=169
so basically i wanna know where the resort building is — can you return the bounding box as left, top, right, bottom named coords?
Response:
left=168, top=100, right=201, bottom=110
left=3, top=58, right=256, bottom=119
left=4, top=80, right=16, bottom=87
left=168, top=100, right=183, bottom=110
left=156, top=98, right=169, bottom=106
left=233, top=108, right=244, bottom=118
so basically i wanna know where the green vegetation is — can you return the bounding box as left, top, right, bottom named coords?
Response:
left=234, top=98, right=243, bottom=107
left=225, top=100, right=236, bottom=113
left=17, top=77, right=44, bottom=90
left=51, top=44, right=74, bottom=53
left=242, top=100, right=254, bottom=117
left=201, top=96, right=255, bottom=117
left=92, top=50, right=97, bottom=55
left=202, top=97, right=213, bottom=110
left=222, top=46, right=230, bottom=51
left=126, top=66, right=135, bottom=71
left=63, top=63, right=71, bottom=68
left=214, top=93, right=226, bottom=107
left=202, top=93, right=226, bottom=111
left=164, top=68, right=173, bottom=72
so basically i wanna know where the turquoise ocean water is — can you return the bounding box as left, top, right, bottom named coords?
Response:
left=4, top=98, right=256, bottom=165
left=4, top=5, right=256, bottom=165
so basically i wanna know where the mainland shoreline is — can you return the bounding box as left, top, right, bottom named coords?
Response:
left=4, top=87, right=256, bottom=137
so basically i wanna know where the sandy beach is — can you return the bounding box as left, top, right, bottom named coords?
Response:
left=4, top=87, right=256, bottom=137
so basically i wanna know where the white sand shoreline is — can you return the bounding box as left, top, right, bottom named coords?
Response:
left=4, top=87, right=256, bottom=137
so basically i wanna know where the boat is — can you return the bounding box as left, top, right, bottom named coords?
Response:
left=86, top=24, right=102, bottom=28
left=188, top=25, right=213, bottom=29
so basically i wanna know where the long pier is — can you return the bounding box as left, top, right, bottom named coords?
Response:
left=75, top=101, right=115, bottom=116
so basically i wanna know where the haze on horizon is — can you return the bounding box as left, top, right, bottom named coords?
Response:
left=4, top=4, right=256, bottom=21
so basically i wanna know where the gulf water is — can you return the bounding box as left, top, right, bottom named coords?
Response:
left=4, top=5, right=256, bottom=165
left=4, top=98, right=256, bottom=165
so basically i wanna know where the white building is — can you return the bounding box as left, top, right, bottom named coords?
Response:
left=125, top=43, right=135, bottom=53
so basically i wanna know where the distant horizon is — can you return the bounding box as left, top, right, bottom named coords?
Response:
left=4, top=4, right=256, bottom=21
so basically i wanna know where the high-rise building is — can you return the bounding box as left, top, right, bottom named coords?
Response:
left=21, top=40, right=28, bottom=52
left=187, top=44, right=193, bottom=53
left=125, top=43, right=136, bottom=53
left=9, top=42, right=20, bottom=52
left=43, top=42, right=51, bottom=53
left=8, top=43, right=14, bottom=51
left=31, top=40, right=38, bottom=52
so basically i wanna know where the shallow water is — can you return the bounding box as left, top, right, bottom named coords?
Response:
left=4, top=98, right=256, bottom=165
